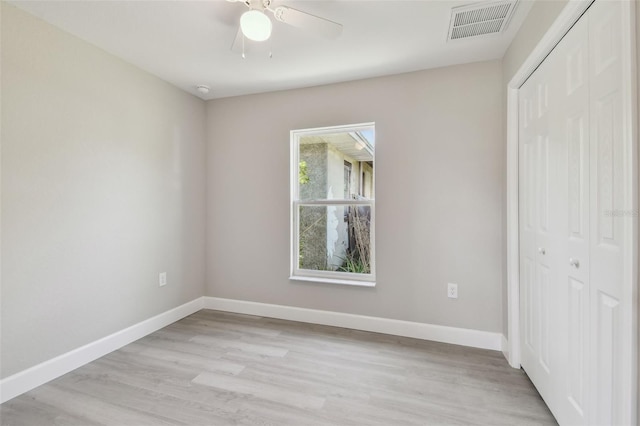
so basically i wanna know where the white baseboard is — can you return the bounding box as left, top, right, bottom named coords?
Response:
left=0, top=297, right=203, bottom=404
left=202, top=297, right=503, bottom=352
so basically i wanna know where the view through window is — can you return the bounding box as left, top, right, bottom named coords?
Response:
left=291, top=123, right=375, bottom=285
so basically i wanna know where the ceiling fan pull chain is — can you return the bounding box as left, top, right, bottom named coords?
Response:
left=242, top=33, right=246, bottom=59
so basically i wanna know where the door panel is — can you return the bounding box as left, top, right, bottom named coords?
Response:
left=538, top=135, right=550, bottom=233
left=524, top=257, right=534, bottom=351
left=520, top=81, right=539, bottom=373
left=595, top=291, right=618, bottom=425
left=556, top=13, right=591, bottom=426
left=519, top=38, right=559, bottom=412
left=538, top=263, right=551, bottom=372
left=594, top=94, right=618, bottom=246
left=567, top=277, right=586, bottom=416
left=588, top=2, right=625, bottom=424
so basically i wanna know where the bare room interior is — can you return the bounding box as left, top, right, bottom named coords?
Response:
left=1, top=0, right=638, bottom=425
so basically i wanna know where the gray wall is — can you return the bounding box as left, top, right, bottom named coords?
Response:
left=206, top=60, right=504, bottom=332
left=0, top=4, right=206, bottom=378
left=500, top=0, right=569, bottom=336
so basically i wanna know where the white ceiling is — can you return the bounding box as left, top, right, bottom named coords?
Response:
left=9, top=0, right=534, bottom=100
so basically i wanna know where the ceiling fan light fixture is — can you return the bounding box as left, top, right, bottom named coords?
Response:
left=240, top=10, right=272, bottom=42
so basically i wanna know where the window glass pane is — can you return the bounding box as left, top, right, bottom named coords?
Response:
left=298, top=131, right=374, bottom=201
left=298, top=204, right=372, bottom=274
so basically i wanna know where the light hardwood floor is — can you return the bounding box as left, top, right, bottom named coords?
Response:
left=0, top=310, right=556, bottom=425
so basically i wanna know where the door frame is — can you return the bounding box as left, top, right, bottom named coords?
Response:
left=505, top=0, right=638, bottom=420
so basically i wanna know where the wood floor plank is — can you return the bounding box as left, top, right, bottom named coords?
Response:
left=190, top=336, right=289, bottom=358
left=0, top=310, right=557, bottom=425
left=192, top=371, right=326, bottom=410
left=135, top=345, right=246, bottom=375
left=23, top=386, right=180, bottom=426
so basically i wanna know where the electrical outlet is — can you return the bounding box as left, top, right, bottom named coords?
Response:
left=159, top=272, right=167, bottom=287
left=447, top=283, right=458, bottom=299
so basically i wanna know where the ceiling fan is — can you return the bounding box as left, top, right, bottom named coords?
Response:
left=226, top=0, right=343, bottom=46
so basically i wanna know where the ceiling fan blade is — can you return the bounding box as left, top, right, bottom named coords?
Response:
left=272, top=6, right=343, bottom=39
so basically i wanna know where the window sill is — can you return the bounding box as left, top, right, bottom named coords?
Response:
left=289, top=275, right=376, bottom=287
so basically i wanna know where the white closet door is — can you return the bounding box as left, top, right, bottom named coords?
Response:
left=587, top=1, right=628, bottom=424
left=519, top=55, right=534, bottom=381
left=519, top=59, right=537, bottom=392
left=518, top=35, right=563, bottom=414
left=519, top=1, right=633, bottom=425
left=553, top=13, right=591, bottom=426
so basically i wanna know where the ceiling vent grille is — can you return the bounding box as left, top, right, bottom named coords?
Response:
left=447, top=0, right=518, bottom=41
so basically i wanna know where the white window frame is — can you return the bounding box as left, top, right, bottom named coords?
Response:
left=290, top=122, right=376, bottom=287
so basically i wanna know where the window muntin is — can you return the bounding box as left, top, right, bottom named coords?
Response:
left=291, top=123, right=375, bottom=285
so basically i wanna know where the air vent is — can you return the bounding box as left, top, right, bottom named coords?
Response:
left=447, top=0, right=518, bottom=41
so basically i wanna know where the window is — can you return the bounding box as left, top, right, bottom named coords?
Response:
left=290, top=123, right=375, bottom=286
